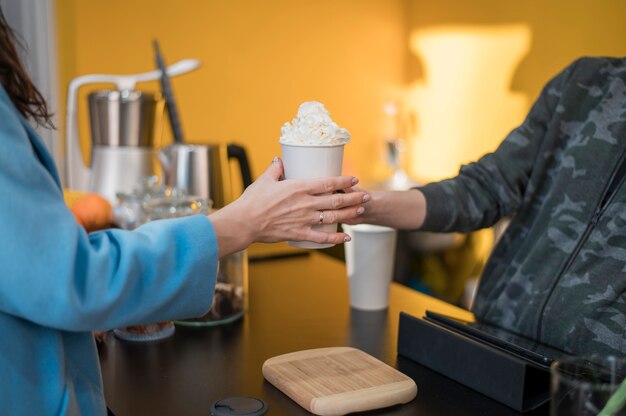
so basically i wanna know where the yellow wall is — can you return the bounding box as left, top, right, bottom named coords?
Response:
left=406, top=0, right=626, bottom=103
left=403, top=0, right=626, bottom=181
left=56, top=0, right=407, bottom=190
left=56, top=0, right=626, bottom=190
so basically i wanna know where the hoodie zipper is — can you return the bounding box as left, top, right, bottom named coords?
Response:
left=535, top=147, right=626, bottom=341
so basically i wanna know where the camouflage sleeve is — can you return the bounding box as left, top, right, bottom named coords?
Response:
left=417, top=59, right=580, bottom=233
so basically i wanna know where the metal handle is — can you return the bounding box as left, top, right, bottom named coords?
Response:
left=227, top=144, right=253, bottom=189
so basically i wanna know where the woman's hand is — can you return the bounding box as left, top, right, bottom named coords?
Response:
left=208, top=157, right=370, bottom=258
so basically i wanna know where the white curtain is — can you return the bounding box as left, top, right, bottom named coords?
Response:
left=1, top=0, right=62, bottom=183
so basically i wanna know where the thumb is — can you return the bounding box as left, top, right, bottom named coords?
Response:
left=259, top=156, right=284, bottom=182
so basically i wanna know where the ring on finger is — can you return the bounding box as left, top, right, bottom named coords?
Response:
left=318, top=210, right=325, bottom=225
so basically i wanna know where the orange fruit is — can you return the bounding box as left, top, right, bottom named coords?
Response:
left=70, top=193, right=113, bottom=231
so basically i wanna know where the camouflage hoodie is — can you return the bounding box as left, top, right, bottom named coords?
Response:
left=419, top=57, right=626, bottom=356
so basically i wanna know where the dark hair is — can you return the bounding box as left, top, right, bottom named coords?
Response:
left=0, top=6, right=54, bottom=128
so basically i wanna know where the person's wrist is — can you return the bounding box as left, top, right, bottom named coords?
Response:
left=363, top=189, right=425, bottom=229
left=231, top=199, right=257, bottom=246
left=351, top=189, right=387, bottom=226
left=208, top=203, right=256, bottom=259
left=410, top=188, right=426, bottom=229
left=366, top=190, right=386, bottom=224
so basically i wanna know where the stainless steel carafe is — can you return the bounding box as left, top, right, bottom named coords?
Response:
left=89, top=90, right=161, bottom=148
left=156, top=143, right=252, bottom=208
left=84, top=90, right=163, bottom=204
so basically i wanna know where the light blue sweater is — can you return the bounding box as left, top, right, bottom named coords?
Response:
left=0, top=86, right=218, bottom=414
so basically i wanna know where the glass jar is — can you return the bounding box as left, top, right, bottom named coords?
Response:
left=113, top=176, right=184, bottom=230
left=145, top=196, right=248, bottom=327
left=143, top=193, right=209, bottom=221
left=174, top=248, right=247, bottom=327
left=113, top=193, right=209, bottom=342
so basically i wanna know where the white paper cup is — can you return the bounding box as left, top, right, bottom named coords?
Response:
left=281, top=143, right=344, bottom=249
left=342, top=224, right=397, bottom=310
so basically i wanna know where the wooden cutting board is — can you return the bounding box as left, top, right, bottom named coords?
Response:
left=262, top=347, right=417, bottom=416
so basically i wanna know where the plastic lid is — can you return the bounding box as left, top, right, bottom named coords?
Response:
left=209, top=397, right=268, bottom=416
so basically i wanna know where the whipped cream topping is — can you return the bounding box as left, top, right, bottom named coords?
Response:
left=279, top=101, right=351, bottom=146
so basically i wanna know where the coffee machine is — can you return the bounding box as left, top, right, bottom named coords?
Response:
left=65, top=59, right=200, bottom=204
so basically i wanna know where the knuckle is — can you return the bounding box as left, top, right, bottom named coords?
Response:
left=337, top=208, right=357, bottom=223
left=331, top=194, right=342, bottom=209
left=325, top=210, right=337, bottom=224
left=318, top=232, right=333, bottom=244
left=313, top=237, right=324, bottom=244
left=297, top=230, right=310, bottom=241
left=324, top=180, right=335, bottom=193
left=308, top=232, right=323, bottom=243
left=293, top=197, right=312, bottom=212
left=351, top=193, right=364, bottom=205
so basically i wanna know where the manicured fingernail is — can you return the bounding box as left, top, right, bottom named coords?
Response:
left=356, top=207, right=365, bottom=215
left=351, top=177, right=359, bottom=185
left=344, top=235, right=352, bottom=242
left=362, top=194, right=371, bottom=202
left=272, top=156, right=279, bottom=164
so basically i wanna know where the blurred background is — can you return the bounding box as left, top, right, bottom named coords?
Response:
left=5, top=0, right=626, bottom=306
left=52, top=0, right=626, bottom=184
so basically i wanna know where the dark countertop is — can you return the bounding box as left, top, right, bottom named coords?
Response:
left=99, top=251, right=548, bottom=416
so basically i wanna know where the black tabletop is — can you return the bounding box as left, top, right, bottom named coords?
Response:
left=98, top=251, right=548, bottom=416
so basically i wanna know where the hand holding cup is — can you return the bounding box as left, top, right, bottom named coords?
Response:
left=279, top=101, right=352, bottom=248
left=208, top=157, right=368, bottom=258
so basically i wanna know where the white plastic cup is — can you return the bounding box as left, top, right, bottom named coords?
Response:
left=342, top=224, right=397, bottom=310
left=281, top=143, right=344, bottom=249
